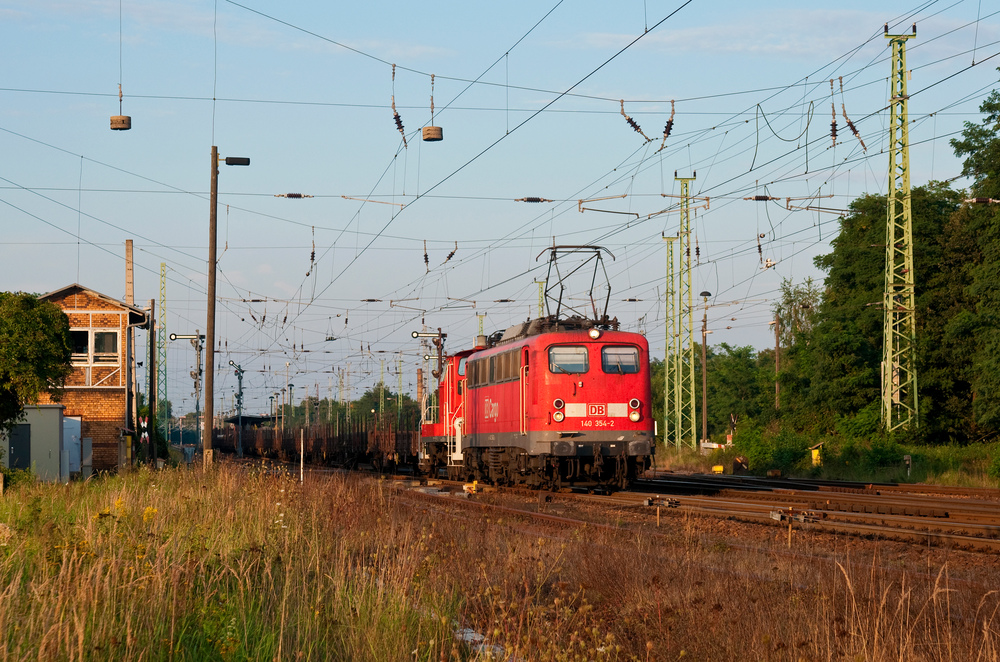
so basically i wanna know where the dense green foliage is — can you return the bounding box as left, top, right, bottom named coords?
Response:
left=658, top=82, right=1000, bottom=478
left=0, top=292, right=72, bottom=438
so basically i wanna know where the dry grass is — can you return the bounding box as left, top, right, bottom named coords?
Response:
left=1, top=464, right=999, bottom=660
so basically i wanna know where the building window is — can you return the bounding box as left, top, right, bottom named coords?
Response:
left=70, top=329, right=120, bottom=365
left=93, top=331, right=118, bottom=363
left=70, top=330, right=89, bottom=363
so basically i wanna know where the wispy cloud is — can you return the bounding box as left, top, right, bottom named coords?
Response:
left=561, top=9, right=993, bottom=61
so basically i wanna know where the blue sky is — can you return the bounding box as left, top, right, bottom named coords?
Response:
left=2, top=0, right=998, bottom=416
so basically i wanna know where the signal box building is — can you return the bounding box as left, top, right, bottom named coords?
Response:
left=35, top=284, right=149, bottom=473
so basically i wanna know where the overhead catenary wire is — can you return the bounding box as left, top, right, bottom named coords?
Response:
left=12, top=0, right=999, bottom=403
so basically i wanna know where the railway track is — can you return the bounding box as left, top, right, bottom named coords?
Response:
left=406, top=472, right=1000, bottom=552
left=227, top=453, right=1000, bottom=553
left=628, top=473, right=1000, bottom=552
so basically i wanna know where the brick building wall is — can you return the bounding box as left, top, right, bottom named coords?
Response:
left=36, top=285, right=147, bottom=473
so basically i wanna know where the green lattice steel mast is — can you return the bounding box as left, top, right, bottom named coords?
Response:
left=676, top=174, right=698, bottom=449
left=662, top=235, right=678, bottom=448
left=882, top=26, right=918, bottom=431
left=157, top=262, right=168, bottom=434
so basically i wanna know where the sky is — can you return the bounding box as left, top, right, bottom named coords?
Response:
left=1, top=0, right=998, bottom=418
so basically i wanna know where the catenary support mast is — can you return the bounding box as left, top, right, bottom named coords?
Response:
left=663, top=235, right=679, bottom=449
left=676, top=174, right=697, bottom=449
left=882, top=25, right=918, bottom=431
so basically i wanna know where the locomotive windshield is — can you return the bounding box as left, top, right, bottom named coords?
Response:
left=549, top=346, right=588, bottom=374
left=601, top=346, right=640, bottom=374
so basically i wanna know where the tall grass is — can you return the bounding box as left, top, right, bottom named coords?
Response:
left=1, top=464, right=998, bottom=660
left=0, top=465, right=458, bottom=660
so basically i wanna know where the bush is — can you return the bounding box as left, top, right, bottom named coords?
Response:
left=862, top=438, right=905, bottom=471
left=733, top=427, right=810, bottom=474
left=834, top=402, right=881, bottom=440
left=0, top=464, right=34, bottom=490
left=988, top=452, right=1000, bottom=483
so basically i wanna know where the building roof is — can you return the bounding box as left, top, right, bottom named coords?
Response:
left=39, top=283, right=149, bottom=327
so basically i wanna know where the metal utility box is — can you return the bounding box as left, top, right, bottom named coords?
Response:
left=2, top=404, right=66, bottom=482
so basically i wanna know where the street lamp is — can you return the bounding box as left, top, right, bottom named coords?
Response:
left=204, top=147, right=249, bottom=467
left=229, top=359, right=244, bottom=458
left=699, top=291, right=711, bottom=445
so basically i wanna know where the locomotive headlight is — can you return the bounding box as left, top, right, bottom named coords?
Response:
left=553, top=398, right=565, bottom=410
left=553, top=411, right=565, bottom=423
left=588, top=328, right=601, bottom=339
left=629, top=411, right=641, bottom=422
left=629, top=398, right=641, bottom=410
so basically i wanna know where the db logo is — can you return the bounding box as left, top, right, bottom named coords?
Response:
left=588, top=404, right=607, bottom=417
left=484, top=397, right=500, bottom=421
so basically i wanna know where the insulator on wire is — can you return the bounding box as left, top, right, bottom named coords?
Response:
left=391, top=65, right=408, bottom=148
left=392, top=99, right=407, bottom=148
left=620, top=100, right=651, bottom=142
left=423, top=239, right=429, bottom=272
left=842, top=108, right=866, bottom=153
left=515, top=197, right=553, bottom=203
left=830, top=102, right=837, bottom=145
left=744, top=195, right=779, bottom=201
left=659, top=100, right=676, bottom=151
left=444, top=241, right=457, bottom=263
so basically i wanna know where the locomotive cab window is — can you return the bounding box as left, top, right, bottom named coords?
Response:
left=602, top=346, right=640, bottom=374
left=549, top=346, right=588, bottom=374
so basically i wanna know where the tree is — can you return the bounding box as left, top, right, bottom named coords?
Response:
left=773, top=277, right=822, bottom=347
left=780, top=183, right=961, bottom=439
left=951, top=85, right=1000, bottom=433
left=353, top=383, right=420, bottom=428
left=705, top=343, right=770, bottom=435
left=0, top=292, right=72, bottom=437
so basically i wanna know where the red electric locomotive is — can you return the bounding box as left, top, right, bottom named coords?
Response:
left=419, top=246, right=654, bottom=489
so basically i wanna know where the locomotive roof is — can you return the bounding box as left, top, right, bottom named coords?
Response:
left=491, top=315, right=619, bottom=347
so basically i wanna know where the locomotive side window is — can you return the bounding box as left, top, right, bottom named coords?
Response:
left=469, top=350, right=523, bottom=386
left=549, top=346, right=588, bottom=374
left=458, top=357, right=467, bottom=376
left=602, top=346, right=640, bottom=374
left=467, top=358, right=482, bottom=387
